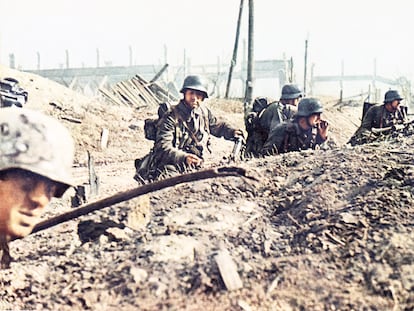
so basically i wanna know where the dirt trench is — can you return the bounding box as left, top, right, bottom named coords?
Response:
left=1, top=65, right=413, bottom=310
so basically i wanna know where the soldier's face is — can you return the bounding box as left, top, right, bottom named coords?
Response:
left=308, top=113, right=322, bottom=127
left=184, top=89, right=205, bottom=109
left=389, top=100, right=401, bottom=112
left=0, top=170, right=56, bottom=240
left=289, top=98, right=301, bottom=106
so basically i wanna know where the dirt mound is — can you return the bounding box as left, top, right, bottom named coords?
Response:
left=1, top=67, right=413, bottom=310
left=0, top=64, right=155, bottom=166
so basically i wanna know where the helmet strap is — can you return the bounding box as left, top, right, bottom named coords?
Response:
left=306, top=116, right=313, bottom=129
left=297, top=117, right=311, bottom=130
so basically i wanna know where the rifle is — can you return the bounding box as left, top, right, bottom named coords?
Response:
left=349, top=119, right=414, bottom=146
left=371, top=119, right=414, bottom=135
left=371, top=124, right=404, bottom=134
left=229, top=136, right=245, bottom=162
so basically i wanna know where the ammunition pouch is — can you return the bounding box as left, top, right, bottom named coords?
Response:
left=134, top=150, right=157, bottom=182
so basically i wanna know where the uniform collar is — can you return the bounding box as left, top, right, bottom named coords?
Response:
left=178, top=100, right=203, bottom=120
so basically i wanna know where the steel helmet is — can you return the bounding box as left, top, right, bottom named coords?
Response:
left=180, top=75, right=208, bottom=98
left=296, top=98, right=323, bottom=117
left=0, top=107, right=74, bottom=197
left=280, top=84, right=302, bottom=100
left=383, top=90, right=403, bottom=103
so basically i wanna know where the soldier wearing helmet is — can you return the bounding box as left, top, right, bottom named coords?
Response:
left=261, top=97, right=329, bottom=155
left=0, top=108, right=74, bottom=241
left=244, top=84, right=302, bottom=157
left=147, top=75, right=243, bottom=179
left=259, top=83, right=302, bottom=132
left=349, top=90, right=407, bottom=145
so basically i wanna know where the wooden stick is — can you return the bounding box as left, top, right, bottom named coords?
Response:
left=132, top=76, right=160, bottom=104
left=149, top=63, right=169, bottom=83
left=0, top=234, right=11, bottom=268
left=99, top=87, right=125, bottom=106
left=215, top=248, right=243, bottom=291
left=287, top=212, right=301, bottom=228
left=131, top=78, right=158, bottom=105
left=18, top=166, right=253, bottom=239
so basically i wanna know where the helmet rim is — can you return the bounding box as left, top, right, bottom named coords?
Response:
left=180, top=75, right=208, bottom=98
left=0, top=108, right=74, bottom=197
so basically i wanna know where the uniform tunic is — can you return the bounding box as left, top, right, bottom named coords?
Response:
left=245, top=102, right=297, bottom=156
left=259, top=102, right=297, bottom=133
left=152, top=100, right=236, bottom=175
left=349, top=104, right=407, bottom=145
left=261, top=120, right=326, bottom=155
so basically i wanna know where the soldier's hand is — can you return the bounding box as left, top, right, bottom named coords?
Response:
left=185, top=153, right=203, bottom=167
left=233, top=129, right=244, bottom=138
left=318, top=120, right=329, bottom=140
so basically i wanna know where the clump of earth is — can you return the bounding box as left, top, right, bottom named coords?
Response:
left=0, top=65, right=413, bottom=311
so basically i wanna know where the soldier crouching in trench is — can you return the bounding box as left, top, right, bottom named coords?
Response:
left=136, top=75, right=244, bottom=181
left=0, top=108, right=74, bottom=267
left=261, top=97, right=329, bottom=155
left=244, top=83, right=303, bottom=157
left=348, top=90, right=408, bottom=145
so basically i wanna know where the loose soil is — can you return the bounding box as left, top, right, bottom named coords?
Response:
left=0, top=65, right=413, bottom=311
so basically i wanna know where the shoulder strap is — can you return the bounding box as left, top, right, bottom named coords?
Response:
left=170, top=105, right=202, bottom=144
left=199, top=105, right=210, bottom=134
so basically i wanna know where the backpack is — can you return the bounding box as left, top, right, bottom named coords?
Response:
left=245, top=97, right=270, bottom=133
left=244, top=97, right=270, bottom=156
left=143, top=102, right=172, bottom=141
left=134, top=102, right=173, bottom=183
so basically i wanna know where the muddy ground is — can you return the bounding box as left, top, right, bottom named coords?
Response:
left=0, top=65, right=413, bottom=310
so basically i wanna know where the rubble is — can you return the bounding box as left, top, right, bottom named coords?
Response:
left=0, top=65, right=413, bottom=310
left=99, top=73, right=178, bottom=108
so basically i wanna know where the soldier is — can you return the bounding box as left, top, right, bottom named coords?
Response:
left=245, top=84, right=302, bottom=157
left=349, top=90, right=407, bottom=145
left=0, top=107, right=74, bottom=241
left=147, top=75, right=243, bottom=179
left=260, top=83, right=303, bottom=132
left=261, top=97, right=329, bottom=155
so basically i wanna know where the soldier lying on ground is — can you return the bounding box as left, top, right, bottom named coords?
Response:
left=261, top=97, right=329, bottom=155
left=135, top=75, right=243, bottom=181
left=0, top=108, right=74, bottom=242
left=245, top=84, right=302, bottom=157
left=348, top=90, right=408, bottom=145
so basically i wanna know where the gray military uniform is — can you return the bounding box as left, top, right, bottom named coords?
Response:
left=349, top=104, right=407, bottom=145
left=245, top=102, right=297, bottom=156
left=151, top=100, right=236, bottom=177
left=259, top=102, right=297, bottom=133
left=261, top=120, right=325, bottom=155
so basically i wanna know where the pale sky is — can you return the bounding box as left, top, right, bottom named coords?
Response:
left=1, top=0, right=413, bottom=96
